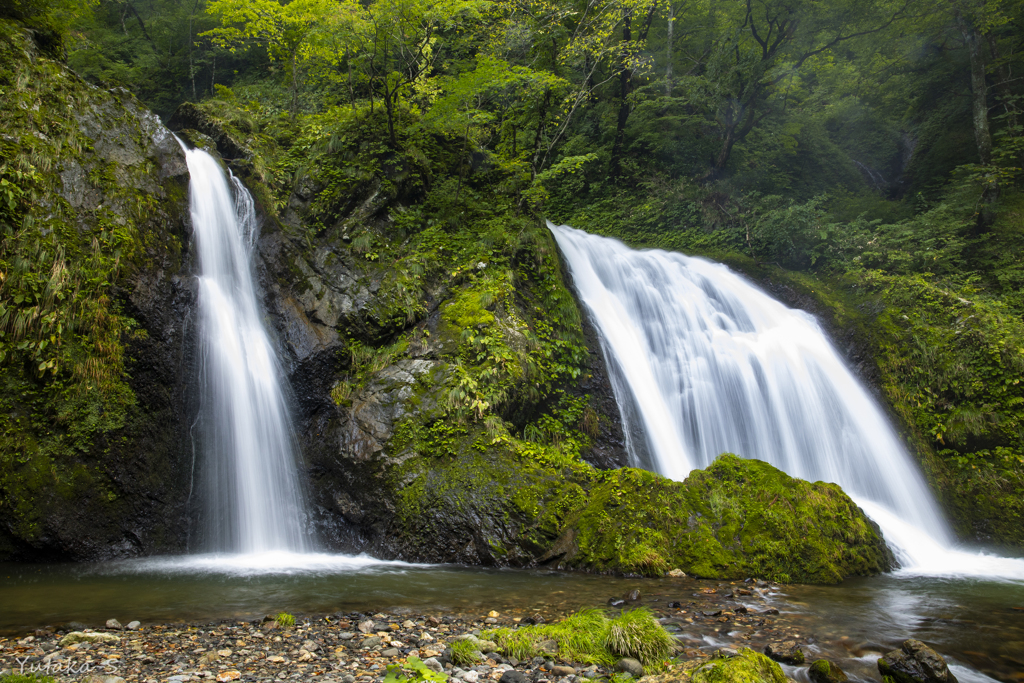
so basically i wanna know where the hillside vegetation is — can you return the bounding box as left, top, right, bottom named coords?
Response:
left=1, top=0, right=1022, bottom=555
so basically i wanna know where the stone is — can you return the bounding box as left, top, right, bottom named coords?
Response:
left=105, top=619, right=123, bottom=630
left=463, top=671, right=480, bottom=683
left=500, top=671, right=530, bottom=683
left=551, top=666, right=576, bottom=677
left=382, top=648, right=400, bottom=657
left=126, top=621, right=141, bottom=631
left=423, top=657, right=444, bottom=673
left=199, top=652, right=219, bottom=665
left=488, top=611, right=500, bottom=618
left=691, top=648, right=785, bottom=683
left=878, top=639, right=959, bottom=683
left=809, top=659, right=848, bottom=683
left=667, top=569, right=686, bottom=577
left=538, top=639, right=559, bottom=655
left=358, top=619, right=375, bottom=633
left=608, top=598, right=626, bottom=607
left=484, top=617, right=498, bottom=624
left=303, top=639, right=320, bottom=651
left=763, top=641, right=804, bottom=664
left=616, top=658, right=644, bottom=677
left=341, top=676, right=356, bottom=683
left=59, top=632, right=121, bottom=646
left=361, top=636, right=382, bottom=649
left=82, top=676, right=126, bottom=683
left=217, top=672, right=242, bottom=682
left=403, top=620, right=417, bottom=628
left=339, top=631, right=356, bottom=640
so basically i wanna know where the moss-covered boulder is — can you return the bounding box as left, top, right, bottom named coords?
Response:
left=376, top=446, right=892, bottom=583
left=690, top=648, right=786, bottom=683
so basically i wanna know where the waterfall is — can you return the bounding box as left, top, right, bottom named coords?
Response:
left=183, top=145, right=311, bottom=554
left=551, top=222, right=1024, bottom=580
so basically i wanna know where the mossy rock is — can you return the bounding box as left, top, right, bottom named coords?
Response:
left=386, top=444, right=894, bottom=583
left=690, top=648, right=786, bottom=683
left=809, top=659, right=849, bottom=683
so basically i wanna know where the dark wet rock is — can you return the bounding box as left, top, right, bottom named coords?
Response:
left=809, top=659, right=849, bottom=683
left=763, top=640, right=804, bottom=665
left=551, top=666, right=575, bottom=677
left=608, top=598, right=626, bottom=607
left=615, top=658, right=644, bottom=677
left=878, top=639, right=959, bottom=683
left=500, top=672, right=529, bottom=683
left=625, top=590, right=642, bottom=602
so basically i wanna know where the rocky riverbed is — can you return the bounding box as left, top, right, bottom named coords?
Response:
left=0, top=577, right=865, bottom=683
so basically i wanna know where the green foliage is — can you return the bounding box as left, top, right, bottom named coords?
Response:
left=0, top=674, right=59, bottom=683
left=384, top=656, right=449, bottom=683
left=274, top=612, right=296, bottom=628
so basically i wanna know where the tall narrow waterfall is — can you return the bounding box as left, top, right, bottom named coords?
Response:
left=551, top=222, right=1024, bottom=579
left=184, top=146, right=310, bottom=554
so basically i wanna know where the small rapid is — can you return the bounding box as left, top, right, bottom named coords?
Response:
left=550, top=222, right=1024, bottom=581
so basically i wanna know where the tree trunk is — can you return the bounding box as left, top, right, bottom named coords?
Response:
left=955, top=9, right=992, bottom=165
left=666, top=3, right=674, bottom=97
left=610, top=12, right=634, bottom=178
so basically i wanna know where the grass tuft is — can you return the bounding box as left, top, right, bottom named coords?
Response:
left=449, top=639, right=483, bottom=667
left=487, top=608, right=672, bottom=669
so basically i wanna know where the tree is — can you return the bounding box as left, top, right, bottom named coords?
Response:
left=690, top=0, right=916, bottom=181
left=203, top=0, right=335, bottom=113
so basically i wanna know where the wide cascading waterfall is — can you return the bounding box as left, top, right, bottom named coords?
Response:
left=551, top=222, right=1024, bottom=580
left=183, top=145, right=310, bottom=554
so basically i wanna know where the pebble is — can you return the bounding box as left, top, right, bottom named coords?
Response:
left=105, top=619, right=123, bottom=630
left=126, top=620, right=141, bottom=631
left=0, top=577, right=882, bottom=683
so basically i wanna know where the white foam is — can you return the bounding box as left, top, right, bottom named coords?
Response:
left=100, top=552, right=422, bottom=577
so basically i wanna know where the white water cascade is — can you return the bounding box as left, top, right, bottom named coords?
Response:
left=551, top=222, right=1024, bottom=581
left=184, top=145, right=310, bottom=554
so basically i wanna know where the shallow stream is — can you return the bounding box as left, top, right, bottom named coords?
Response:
left=1, top=556, right=1021, bottom=682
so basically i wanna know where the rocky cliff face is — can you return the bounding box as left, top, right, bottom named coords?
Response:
left=0, top=23, right=897, bottom=583
left=0, top=18, right=195, bottom=559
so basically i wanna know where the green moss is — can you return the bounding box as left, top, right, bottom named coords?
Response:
left=487, top=608, right=672, bottom=669
left=0, top=16, right=189, bottom=554
left=690, top=649, right=786, bottom=683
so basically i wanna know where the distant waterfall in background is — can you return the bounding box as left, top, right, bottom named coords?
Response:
left=551, top=222, right=1024, bottom=581
left=182, top=145, right=310, bottom=554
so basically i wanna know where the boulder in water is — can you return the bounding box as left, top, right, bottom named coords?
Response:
left=809, top=659, right=848, bottom=683
left=763, top=640, right=805, bottom=664
left=877, top=639, right=959, bottom=683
